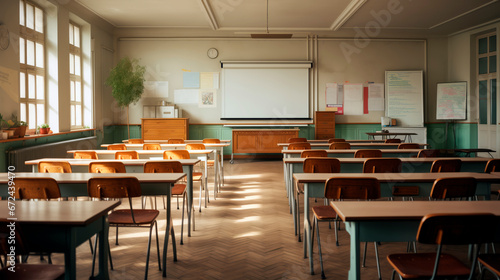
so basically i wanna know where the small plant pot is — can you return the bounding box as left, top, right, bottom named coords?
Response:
left=39, top=127, right=50, bottom=134
left=6, top=129, right=15, bottom=138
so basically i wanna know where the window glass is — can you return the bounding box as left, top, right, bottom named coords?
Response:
left=491, top=79, right=497, bottom=124
left=36, top=75, right=44, bottom=100
left=479, top=37, right=488, bottom=54
left=490, top=55, right=497, bottom=73
left=28, top=103, right=35, bottom=129
left=19, top=72, right=26, bottom=98
left=479, top=80, right=488, bottom=124
left=26, top=40, right=35, bottom=66
left=19, top=38, right=25, bottom=64
left=28, top=73, right=35, bottom=99
left=479, top=57, right=488, bottom=75
left=19, top=1, right=25, bottom=26
left=35, top=6, right=43, bottom=33
left=490, top=35, right=497, bottom=52
left=36, top=104, right=44, bottom=127
left=36, top=43, right=44, bottom=68
left=25, top=3, right=34, bottom=29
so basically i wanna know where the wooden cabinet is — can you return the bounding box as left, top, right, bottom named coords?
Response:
left=232, top=129, right=299, bottom=154
left=141, top=118, right=189, bottom=140
left=315, top=111, right=335, bottom=140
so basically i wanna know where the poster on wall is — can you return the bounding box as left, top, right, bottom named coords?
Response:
left=199, top=89, right=216, bottom=108
left=325, top=83, right=343, bottom=114
left=385, top=70, right=424, bottom=127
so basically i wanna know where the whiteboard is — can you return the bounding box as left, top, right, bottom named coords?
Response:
left=385, top=70, right=424, bottom=127
left=436, top=82, right=467, bottom=120
left=221, top=62, right=311, bottom=120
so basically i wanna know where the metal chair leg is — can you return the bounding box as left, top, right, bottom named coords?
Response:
left=315, top=217, right=326, bottom=279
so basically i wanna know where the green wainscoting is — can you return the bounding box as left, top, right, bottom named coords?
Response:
left=426, top=122, right=478, bottom=149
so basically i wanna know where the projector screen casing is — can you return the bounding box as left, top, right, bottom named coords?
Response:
left=221, top=62, right=311, bottom=120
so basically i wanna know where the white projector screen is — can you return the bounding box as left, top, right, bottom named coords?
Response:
left=221, top=63, right=311, bottom=120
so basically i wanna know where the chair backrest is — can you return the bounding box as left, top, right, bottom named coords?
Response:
left=417, top=149, right=440, bottom=158
left=128, top=139, right=144, bottom=144
left=417, top=213, right=496, bottom=245
left=384, top=138, right=401, bottom=143
left=167, top=138, right=185, bottom=144
left=288, top=142, right=311, bottom=150
left=430, top=177, right=477, bottom=200
left=398, top=143, right=421, bottom=149
left=107, top=144, right=127, bottom=150
left=329, top=142, right=351, bottom=149
left=143, top=143, right=161, bottom=150
left=303, top=158, right=341, bottom=173
left=354, top=149, right=382, bottom=158
left=115, top=151, right=139, bottom=160
left=484, top=159, right=500, bottom=173
left=74, top=151, right=98, bottom=159
left=300, top=150, right=328, bottom=158
left=144, top=161, right=183, bottom=173
left=38, top=161, right=72, bottom=173
left=164, top=150, right=190, bottom=159
left=89, top=161, right=126, bottom=173
left=363, top=158, right=402, bottom=173
left=324, top=177, right=380, bottom=200
left=186, top=143, right=206, bottom=150
left=14, top=178, right=61, bottom=200
left=328, top=138, right=345, bottom=143
left=430, top=159, right=461, bottom=172
left=288, top=137, right=307, bottom=143
left=202, top=138, right=221, bottom=144
left=87, top=177, right=142, bottom=199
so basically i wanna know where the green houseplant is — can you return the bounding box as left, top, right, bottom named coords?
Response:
left=39, top=123, right=50, bottom=134
left=105, top=57, right=146, bottom=139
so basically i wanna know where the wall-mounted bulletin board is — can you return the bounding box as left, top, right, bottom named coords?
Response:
left=385, top=70, right=424, bottom=127
left=436, top=81, right=467, bottom=120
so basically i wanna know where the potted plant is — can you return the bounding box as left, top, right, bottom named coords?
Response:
left=105, top=57, right=146, bottom=139
left=39, top=123, right=50, bottom=134
left=9, top=114, right=28, bottom=138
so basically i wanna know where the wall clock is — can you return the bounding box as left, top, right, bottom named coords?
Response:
left=207, top=48, right=218, bottom=59
left=0, top=25, right=10, bottom=51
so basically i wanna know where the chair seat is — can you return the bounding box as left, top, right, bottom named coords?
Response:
left=0, top=264, right=65, bottom=280
left=387, top=252, right=471, bottom=279
left=109, top=209, right=159, bottom=225
left=172, top=184, right=186, bottom=195
left=193, top=172, right=203, bottom=181
left=479, top=254, right=500, bottom=276
left=312, top=205, right=336, bottom=220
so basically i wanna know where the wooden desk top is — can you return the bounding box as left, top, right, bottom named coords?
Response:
left=67, top=149, right=214, bottom=155
left=331, top=200, right=500, bottom=222
left=278, top=143, right=428, bottom=148
left=104, top=143, right=230, bottom=148
left=0, top=172, right=186, bottom=184
left=123, top=140, right=231, bottom=143
left=293, top=172, right=500, bottom=184
left=282, top=149, right=422, bottom=154
left=283, top=157, right=492, bottom=164
left=366, top=132, right=418, bottom=136
left=0, top=200, right=120, bottom=225
left=25, top=158, right=200, bottom=166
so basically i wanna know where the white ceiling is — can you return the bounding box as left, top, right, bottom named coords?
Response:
left=76, top=0, right=500, bottom=36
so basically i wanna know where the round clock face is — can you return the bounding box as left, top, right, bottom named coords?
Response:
left=207, top=48, right=218, bottom=59
left=0, top=25, right=9, bottom=51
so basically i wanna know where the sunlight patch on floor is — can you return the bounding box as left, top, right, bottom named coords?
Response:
left=230, top=195, right=262, bottom=201
left=234, top=216, right=260, bottom=223
left=231, top=204, right=261, bottom=210
left=234, top=231, right=261, bottom=238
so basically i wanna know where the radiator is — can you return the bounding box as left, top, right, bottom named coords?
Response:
left=8, top=136, right=97, bottom=172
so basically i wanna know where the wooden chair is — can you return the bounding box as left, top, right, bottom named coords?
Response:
left=363, top=158, right=402, bottom=173
left=107, top=144, right=127, bottom=150
left=128, top=139, right=144, bottom=144
left=329, top=142, right=351, bottom=149
left=186, top=143, right=215, bottom=204
left=328, top=138, right=345, bottom=143
left=288, top=142, right=311, bottom=150
left=87, top=177, right=162, bottom=279
left=484, top=158, right=500, bottom=173
left=384, top=138, right=401, bottom=143
left=167, top=139, right=185, bottom=144
left=430, top=159, right=461, bottom=172
left=202, top=138, right=221, bottom=143
left=387, top=213, right=497, bottom=280
left=144, top=161, right=188, bottom=244
left=14, top=178, right=61, bottom=200
left=295, top=158, right=340, bottom=243
left=38, top=161, right=72, bottom=173
left=300, top=150, right=327, bottom=158
left=114, top=151, right=139, bottom=160
left=88, top=161, right=126, bottom=173
left=354, top=149, right=382, bottom=158
left=143, top=143, right=161, bottom=150
left=417, top=149, right=440, bottom=158
left=478, top=254, right=500, bottom=279
left=429, top=177, right=477, bottom=200
left=313, top=177, right=380, bottom=279
left=0, top=222, right=65, bottom=280
left=288, top=137, right=307, bottom=143
left=73, top=151, right=98, bottom=159
left=163, top=150, right=206, bottom=210
left=397, top=143, right=420, bottom=149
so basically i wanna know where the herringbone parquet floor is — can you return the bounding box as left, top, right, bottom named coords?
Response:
left=43, top=159, right=497, bottom=279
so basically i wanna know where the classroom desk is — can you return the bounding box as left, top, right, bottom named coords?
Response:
left=0, top=200, right=120, bottom=280
left=307, top=139, right=386, bottom=143
left=330, top=200, right=500, bottom=280
left=25, top=158, right=200, bottom=237
left=282, top=149, right=422, bottom=159
left=124, top=139, right=231, bottom=143
left=293, top=172, right=500, bottom=275
left=278, top=143, right=428, bottom=150
left=0, top=172, right=185, bottom=277
left=366, top=132, right=417, bottom=142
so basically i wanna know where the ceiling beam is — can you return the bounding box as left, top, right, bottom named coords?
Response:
left=199, top=0, right=219, bottom=30
left=330, top=0, right=367, bottom=31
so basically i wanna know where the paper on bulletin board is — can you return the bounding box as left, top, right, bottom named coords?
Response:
left=0, top=66, right=19, bottom=102
left=199, top=89, right=216, bottom=108
left=325, top=83, right=344, bottom=114
left=200, top=72, right=219, bottom=89
left=174, top=89, right=198, bottom=104
left=368, top=83, right=384, bottom=111
left=343, top=83, right=364, bottom=115
left=183, top=72, right=200, bottom=88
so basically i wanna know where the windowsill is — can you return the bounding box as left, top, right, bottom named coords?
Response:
left=0, top=128, right=95, bottom=144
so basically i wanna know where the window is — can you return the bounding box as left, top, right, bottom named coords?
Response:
left=19, top=0, right=45, bottom=129
left=477, top=33, right=497, bottom=125
left=69, top=22, right=82, bottom=128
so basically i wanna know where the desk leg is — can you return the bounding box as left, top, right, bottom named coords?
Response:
left=220, top=147, right=224, bottom=187
left=304, top=183, right=314, bottom=275
left=162, top=184, right=172, bottom=277
left=64, top=229, right=77, bottom=280
left=288, top=163, right=297, bottom=237
left=213, top=150, right=219, bottom=199
left=185, top=166, right=194, bottom=237
left=345, top=222, right=361, bottom=280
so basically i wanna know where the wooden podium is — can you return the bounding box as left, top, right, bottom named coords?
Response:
left=141, top=118, right=189, bottom=140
